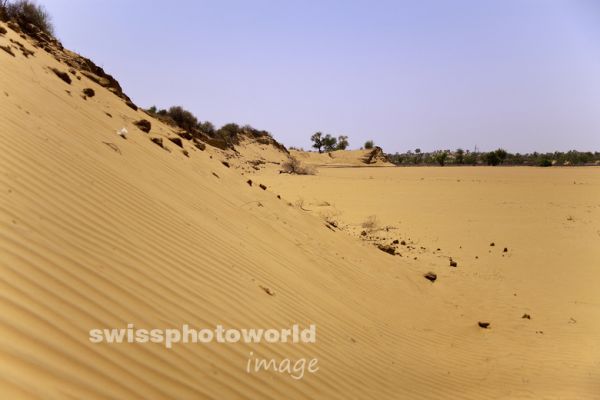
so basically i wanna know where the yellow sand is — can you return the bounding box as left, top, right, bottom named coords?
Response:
left=2, top=23, right=600, bottom=399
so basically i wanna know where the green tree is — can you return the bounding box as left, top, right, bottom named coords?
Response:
left=311, top=132, right=324, bottom=153
left=336, top=135, right=349, bottom=150
left=322, top=134, right=338, bottom=152
left=364, top=140, right=374, bottom=149
left=455, top=148, right=464, bottom=164
left=495, top=148, right=508, bottom=164
left=485, top=151, right=500, bottom=166
left=434, top=151, right=448, bottom=166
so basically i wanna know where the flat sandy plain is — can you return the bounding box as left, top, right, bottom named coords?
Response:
left=258, top=165, right=600, bottom=397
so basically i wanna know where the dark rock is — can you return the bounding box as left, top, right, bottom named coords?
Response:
left=401, top=240, right=406, bottom=246
left=377, top=244, right=396, bottom=255
left=360, top=230, right=367, bottom=236
left=182, top=150, right=189, bottom=157
left=0, top=26, right=7, bottom=35
left=192, top=139, right=206, bottom=151
left=392, top=239, right=399, bottom=244
left=51, top=68, right=71, bottom=84
left=125, top=100, right=138, bottom=111
left=450, top=260, right=458, bottom=267
left=259, top=184, right=267, bottom=190
left=221, top=161, right=230, bottom=168
left=424, top=272, right=437, bottom=282
left=277, top=195, right=281, bottom=199
left=246, top=179, right=253, bottom=186
left=490, top=242, right=495, bottom=247
left=0, top=45, right=15, bottom=57
left=478, top=322, right=490, bottom=329
left=82, top=88, right=95, bottom=97
left=503, top=247, right=508, bottom=252
left=133, top=119, right=151, bottom=133
left=522, top=313, right=531, bottom=320
left=150, top=137, right=163, bottom=148
left=168, top=137, right=183, bottom=148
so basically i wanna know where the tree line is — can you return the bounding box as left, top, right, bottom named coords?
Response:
left=386, top=148, right=600, bottom=167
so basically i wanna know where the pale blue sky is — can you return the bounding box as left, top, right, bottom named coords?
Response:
left=40, top=0, right=600, bottom=153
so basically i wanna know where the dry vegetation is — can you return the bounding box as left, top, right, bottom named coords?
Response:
left=281, top=156, right=316, bottom=175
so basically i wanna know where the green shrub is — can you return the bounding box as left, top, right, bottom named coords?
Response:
left=3, top=0, right=54, bottom=36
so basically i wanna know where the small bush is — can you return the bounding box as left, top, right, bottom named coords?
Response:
left=2, top=0, right=54, bottom=36
left=0, top=26, right=7, bottom=35
left=361, top=215, right=378, bottom=230
left=281, top=157, right=316, bottom=175
left=51, top=67, right=71, bottom=84
left=364, top=140, right=374, bottom=149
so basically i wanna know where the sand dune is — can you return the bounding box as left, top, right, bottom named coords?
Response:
left=2, top=21, right=600, bottom=399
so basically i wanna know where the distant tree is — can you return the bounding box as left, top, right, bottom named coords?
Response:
left=485, top=151, right=501, bottom=166
left=434, top=151, right=448, bottom=166
left=455, top=148, right=464, bottom=164
left=217, top=123, right=241, bottom=141
left=322, top=134, right=338, bottom=152
left=464, top=151, right=477, bottom=165
left=495, top=148, right=508, bottom=164
left=364, top=140, right=374, bottom=149
left=167, top=106, right=199, bottom=133
left=311, top=132, right=323, bottom=153
left=198, top=121, right=215, bottom=136
left=415, top=148, right=421, bottom=154
left=336, top=135, right=349, bottom=150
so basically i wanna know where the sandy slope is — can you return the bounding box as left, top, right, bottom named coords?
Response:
left=1, top=22, right=600, bottom=399
left=290, top=149, right=393, bottom=167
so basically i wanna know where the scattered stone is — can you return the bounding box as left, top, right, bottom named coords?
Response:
left=449, top=259, right=458, bottom=267
left=490, top=242, right=495, bottom=247
left=221, top=161, right=230, bottom=168
left=0, top=26, right=7, bottom=35
left=377, top=244, right=396, bottom=255
left=424, top=272, right=437, bottom=282
left=150, top=137, right=163, bottom=148
left=182, top=149, right=189, bottom=157
left=246, top=179, right=253, bottom=186
left=277, top=195, right=281, bottom=199
left=522, top=313, right=531, bottom=320
left=392, top=239, right=399, bottom=244
left=360, top=230, right=367, bottom=236
left=401, top=240, right=406, bottom=246
left=0, top=44, right=15, bottom=57
left=193, top=139, right=206, bottom=151
left=259, top=285, right=275, bottom=296
left=259, top=184, right=267, bottom=190
left=133, top=119, right=151, bottom=133
left=503, top=247, right=508, bottom=253
left=51, top=68, right=71, bottom=84
left=168, top=137, right=183, bottom=148
left=212, top=172, right=219, bottom=178
left=437, top=248, right=441, bottom=251
left=478, top=322, right=490, bottom=329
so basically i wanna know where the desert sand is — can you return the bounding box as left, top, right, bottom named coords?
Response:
left=2, top=21, right=600, bottom=399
